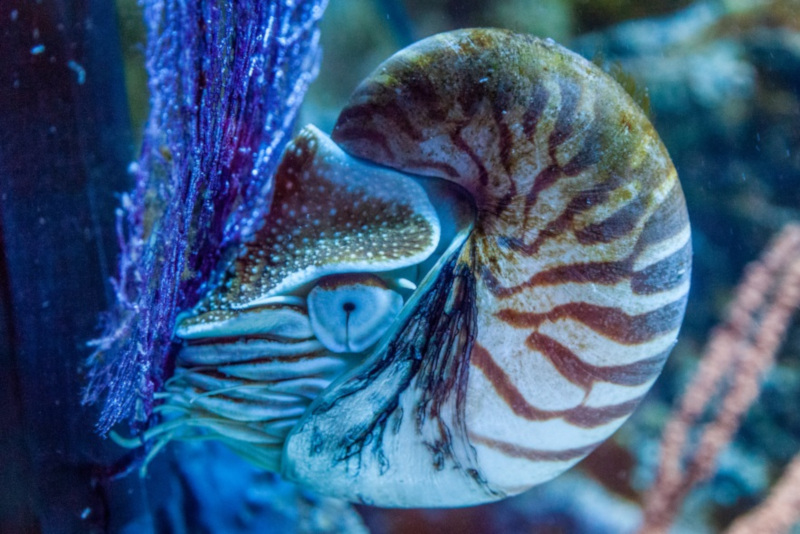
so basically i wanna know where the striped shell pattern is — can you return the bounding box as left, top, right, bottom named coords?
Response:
left=162, top=29, right=691, bottom=507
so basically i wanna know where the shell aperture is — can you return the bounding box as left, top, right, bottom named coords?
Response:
left=160, top=29, right=691, bottom=508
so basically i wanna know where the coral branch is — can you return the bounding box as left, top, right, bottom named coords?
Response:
left=638, top=223, right=800, bottom=534
left=83, top=0, right=328, bottom=434
left=724, top=451, right=800, bottom=534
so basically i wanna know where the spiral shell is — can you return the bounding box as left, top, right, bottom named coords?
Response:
left=166, top=29, right=691, bottom=507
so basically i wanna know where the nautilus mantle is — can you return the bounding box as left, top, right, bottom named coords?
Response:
left=160, top=29, right=691, bottom=507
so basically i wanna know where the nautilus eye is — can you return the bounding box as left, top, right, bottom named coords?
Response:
left=307, top=274, right=404, bottom=353
left=159, top=28, right=691, bottom=508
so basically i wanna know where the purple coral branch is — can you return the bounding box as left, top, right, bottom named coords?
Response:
left=83, top=0, right=327, bottom=434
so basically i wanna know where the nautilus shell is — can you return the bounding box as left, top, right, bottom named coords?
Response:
left=159, top=29, right=691, bottom=507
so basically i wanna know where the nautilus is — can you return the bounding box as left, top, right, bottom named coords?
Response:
left=152, top=29, right=691, bottom=507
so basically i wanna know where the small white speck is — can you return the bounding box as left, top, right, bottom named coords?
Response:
left=68, top=60, right=86, bottom=85
left=31, top=44, right=45, bottom=55
left=397, top=278, right=417, bottom=290
left=81, top=507, right=91, bottom=520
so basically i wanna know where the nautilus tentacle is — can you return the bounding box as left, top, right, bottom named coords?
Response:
left=161, top=28, right=691, bottom=508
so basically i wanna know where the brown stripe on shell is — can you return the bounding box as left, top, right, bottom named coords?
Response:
left=496, top=298, right=688, bottom=345
left=631, top=240, right=692, bottom=295
left=469, top=432, right=602, bottom=462
left=525, top=332, right=671, bottom=390
left=490, top=85, right=517, bottom=177
left=521, top=83, right=550, bottom=139
left=482, top=259, right=629, bottom=298
left=491, top=185, right=518, bottom=220
left=523, top=120, right=604, bottom=230
left=548, top=77, right=582, bottom=154
left=456, top=69, right=490, bottom=119
left=562, top=397, right=642, bottom=428
left=453, top=126, right=490, bottom=187
left=471, top=344, right=642, bottom=428
left=395, top=67, right=449, bottom=123
left=485, top=221, right=689, bottom=300
left=523, top=164, right=562, bottom=219
left=634, top=180, right=690, bottom=250
left=483, top=246, right=688, bottom=304
left=575, top=196, right=646, bottom=245
left=336, top=99, right=423, bottom=142
left=561, top=125, right=603, bottom=176
left=471, top=343, right=554, bottom=422
left=521, top=78, right=589, bottom=216
left=504, top=183, right=614, bottom=256
left=328, top=124, right=395, bottom=162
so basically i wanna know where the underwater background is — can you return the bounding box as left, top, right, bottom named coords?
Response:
left=1, top=0, right=799, bottom=532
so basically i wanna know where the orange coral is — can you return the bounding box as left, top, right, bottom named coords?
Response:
left=638, top=223, right=800, bottom=534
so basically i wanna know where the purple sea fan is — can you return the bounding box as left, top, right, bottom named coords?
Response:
left=83, top=0, right=328, bottom=435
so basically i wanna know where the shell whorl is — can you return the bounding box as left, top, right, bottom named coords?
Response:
left=165, top=28, right=691, bottom=508
left=283, top=29, right=691, bottom=505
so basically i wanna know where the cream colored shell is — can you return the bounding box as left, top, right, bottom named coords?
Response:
left=165, top=29, right=691, bottom=508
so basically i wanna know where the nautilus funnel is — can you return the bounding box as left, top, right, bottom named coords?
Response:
left=165, top=28, right=691, bottom=508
